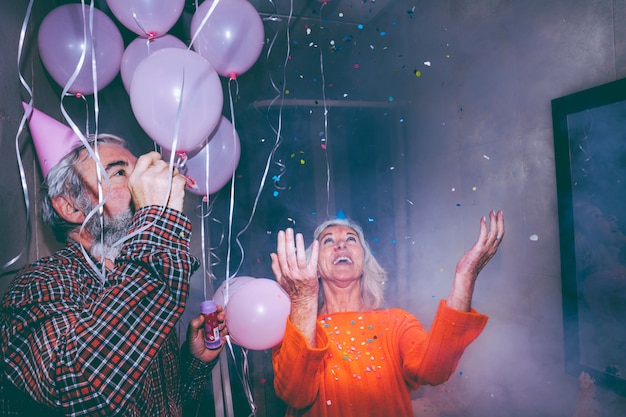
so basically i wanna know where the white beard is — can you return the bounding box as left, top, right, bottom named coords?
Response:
left=84, top=209, right=134, bottom=262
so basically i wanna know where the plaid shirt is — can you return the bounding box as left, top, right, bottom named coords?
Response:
left=0, top=206, right=211, bottom=416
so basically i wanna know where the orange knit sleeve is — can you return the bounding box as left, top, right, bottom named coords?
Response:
left=400, top=300, right=488, bottom=389
left=272, top=316, right=330, bottom=409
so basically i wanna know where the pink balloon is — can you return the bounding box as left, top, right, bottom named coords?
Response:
left=121, top=35, right=187, bottom=94
left=37, top=4, right=124, bottom=95
left=180, top=116, right=241, bottom=196
left=129, top=48, right=223, bottom=152
left=225, top=278, right=291, bottom=350
left=213, top=276, right=256, bottom=308
left=190, top=0, right=264, bottom=78
left=106, top=0, right=185, bottom=37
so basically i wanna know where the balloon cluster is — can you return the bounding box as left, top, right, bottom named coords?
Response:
left=36, top=0, right=264, bottom=196
left=214, top=277, right=291, bottom=350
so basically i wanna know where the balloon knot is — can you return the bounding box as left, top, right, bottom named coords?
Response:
left=229, top=72, right=238, bottom=80
left=174, top=151, right=188, bottom=168
left=75, top=93, right=83, bottom=99
left=147, top=32, right=156, bottom=41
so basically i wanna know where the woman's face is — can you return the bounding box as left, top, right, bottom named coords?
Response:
left=317, top=225, right=365, bottom=286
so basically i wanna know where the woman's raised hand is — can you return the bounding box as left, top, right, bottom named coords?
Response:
left=270, top=228, right=320, bottom=304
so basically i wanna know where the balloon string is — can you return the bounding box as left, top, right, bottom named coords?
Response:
left=131, top=9, right=154, bottom=39
left=65, top=2, right=182, bottom=281
left=2, top=0, right=36, bottom=274
left=224, top=339, right=257, bottom=416
left=201, top=201, right=209, bottom=299
left=198, top=197, right=222, bottom=300
left=111, top=67, right=187, bottom=252
left=318, top=2, right=331, bottom=219
left=88, top=1, right=107, bottom=281
left=260, top=3, right=289, bottom=193
left=230, top=0, right=295, bottom=278
left=224, top=80, right=238, bottom=283
left=188, top=0, right=221, bottom=51
left=54, top=1, right=108, bottom=283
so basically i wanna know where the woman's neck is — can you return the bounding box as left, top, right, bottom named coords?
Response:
left=320, top=282, right=365, bottom=314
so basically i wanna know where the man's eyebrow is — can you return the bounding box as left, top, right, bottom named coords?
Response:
left=104, top=160, right=128, bottom=172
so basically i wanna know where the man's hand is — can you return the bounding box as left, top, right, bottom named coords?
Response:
left=187, top=305, right=228, bottom=363
left=128, top=152, right=186, bottom=211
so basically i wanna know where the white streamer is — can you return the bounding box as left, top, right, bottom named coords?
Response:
left=2, top=0, right=36, bottom=274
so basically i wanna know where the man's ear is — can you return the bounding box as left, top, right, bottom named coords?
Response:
left=51, top=196, right=86, bottom=224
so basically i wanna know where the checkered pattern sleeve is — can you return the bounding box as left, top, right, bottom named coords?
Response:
left=0, top=206, right=200, bottom=416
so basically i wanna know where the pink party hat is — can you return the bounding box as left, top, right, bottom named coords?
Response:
left=22, top=102, right=82, bottom=177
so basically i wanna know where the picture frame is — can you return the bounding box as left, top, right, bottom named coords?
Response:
left=552, top=77, right=626, bottom=397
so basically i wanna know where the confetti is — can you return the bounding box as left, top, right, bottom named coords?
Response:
left=424, top=61, right=431, bottom=66
left=483, top=154, right=490, bottom=160
left=530, top=234, right=539, bottom=241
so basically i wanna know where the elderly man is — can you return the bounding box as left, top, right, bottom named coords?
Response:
left=0, top=134, right=225, bottom=416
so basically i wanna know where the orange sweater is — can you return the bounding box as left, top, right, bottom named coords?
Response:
left=272, top=300, right=488, bottom=417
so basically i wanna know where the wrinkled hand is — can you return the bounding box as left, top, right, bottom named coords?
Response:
left=447, top=211, right=504, bottom=311
left=128, top=152, right=186, bottom=211
left=187, top=305, right=228, bottom=363
left=270, top=228, right=320, bottom=304
left=456, top=210, right=505, bottom=282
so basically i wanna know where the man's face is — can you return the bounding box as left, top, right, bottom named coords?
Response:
left=75, top=144, right=137, bottom=219
left=74, top=144, right=137, bottom=260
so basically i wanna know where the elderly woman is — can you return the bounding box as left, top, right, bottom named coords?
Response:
left=270, top=211, right=504, bottom=417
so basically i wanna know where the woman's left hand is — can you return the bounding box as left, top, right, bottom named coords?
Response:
left=456, top=210, right=505, bottom=281
left=448, top=210, right=504, bottom=311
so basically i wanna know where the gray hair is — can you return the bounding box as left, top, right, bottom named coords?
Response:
left=310, top=217, right=387, bottom=310
left=41, top=134, right=127, bottom=242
